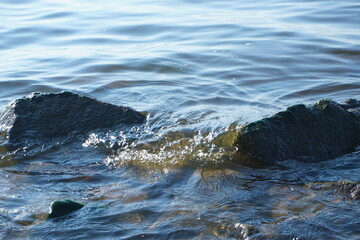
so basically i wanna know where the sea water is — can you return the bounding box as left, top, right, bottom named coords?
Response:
left=1, top=0, right=360, bottom=239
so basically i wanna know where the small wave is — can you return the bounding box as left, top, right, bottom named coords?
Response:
left=82, top=122, right=240, bottom=169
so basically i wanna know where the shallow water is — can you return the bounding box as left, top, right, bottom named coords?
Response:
left=1, top=0, right=360, bottom=239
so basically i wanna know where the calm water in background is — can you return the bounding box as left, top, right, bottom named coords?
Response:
left=1, top=0, right=360, bottom=239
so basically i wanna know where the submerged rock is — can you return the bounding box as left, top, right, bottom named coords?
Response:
left=209, top=221, right=259, bottom=239
left=236, top=99, right=360, bottom=165
left=334, top=180, right=360, bottom=200
left=48, top=199, right=85, bottom=219
left=0, top=91, right=146, bottom=149
left=307, top=180, right=360, bottom=200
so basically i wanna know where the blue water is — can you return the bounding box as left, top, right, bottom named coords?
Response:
left=1, top=0, right=360, bottom=239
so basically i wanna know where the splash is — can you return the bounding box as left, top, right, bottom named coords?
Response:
left=83, top=123, right=240, bottom=169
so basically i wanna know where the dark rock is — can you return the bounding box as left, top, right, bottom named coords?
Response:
left=236, top=99, right=360, bottom=165
left=0, top=91, right=146, bottom=148
left=47, top=199, right=85, bottom=219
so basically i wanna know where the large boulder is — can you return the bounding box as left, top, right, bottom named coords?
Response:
left=236, top=99, right=360, bottom=165
left=0, top=91, right=146, bottom=148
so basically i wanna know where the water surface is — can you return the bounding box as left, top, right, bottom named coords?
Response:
left=1, top=0, right=360, bottom=239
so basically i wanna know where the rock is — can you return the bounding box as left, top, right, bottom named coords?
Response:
left=334, top=180, right=360, bottom=200
left=0, top=91, right=146, bottom=149
left=307, top=180, right=360, bottom=200
left=235, top=99, right=360, bottom=165
left=210, top=221, right=258, bottom=239
left=47, top=199, right=85, bottom=219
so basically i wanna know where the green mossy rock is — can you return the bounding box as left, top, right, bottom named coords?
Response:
left=48, top=199, right=85, bottom=219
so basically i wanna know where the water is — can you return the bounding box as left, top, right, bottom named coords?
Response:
left=1, top=0, right=360, bottom=239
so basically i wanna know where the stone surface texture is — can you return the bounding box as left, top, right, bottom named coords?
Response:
left=0, top=91, right=146, bottom=145
left=236, top=99, right=360, bottom=164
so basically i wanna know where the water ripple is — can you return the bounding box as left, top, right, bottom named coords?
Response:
left=1, top=0, right=360, bottom=239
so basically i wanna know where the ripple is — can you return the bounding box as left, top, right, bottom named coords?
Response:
left=279, top=82, right=360, bottom=100
left=1, top=0, right=37, bottom=5
left=1, top=0, right=360, bottom=239
left=37, top=11, right=74, bottom=20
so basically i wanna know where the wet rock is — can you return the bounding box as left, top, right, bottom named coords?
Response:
left=308, top=180, right=360, bottom=200
left=236, top=99, right=360, bottom=165
left=210, top=222, right=259, bottom=239
left=47, top=199, right=85, bottom=219
left=334, top=180, right=360, bottom=200
left=0, top=91, right=146, bottom=149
